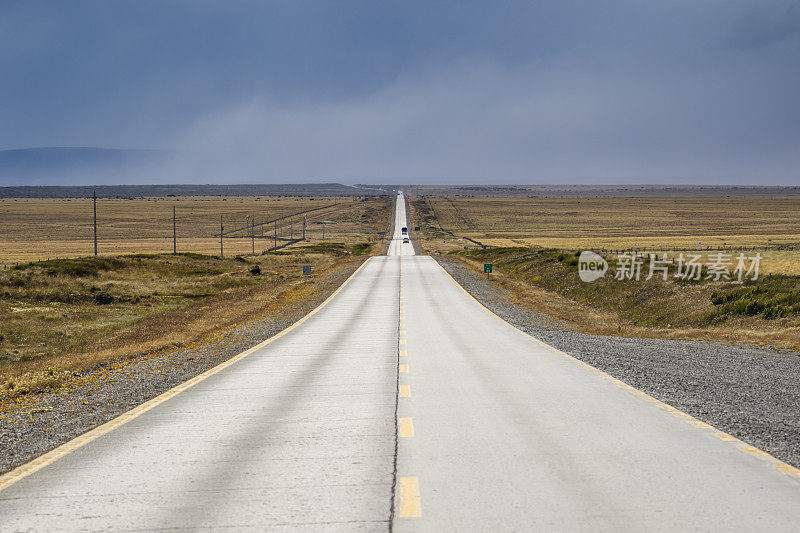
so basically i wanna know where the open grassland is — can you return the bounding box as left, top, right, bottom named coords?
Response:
left=0, top=245, right=377, bottom=400
left=0, top=196, right=392, bottom=400
left=0, top=195, right=392, bottom=264
left=408, top=195, right=800, bottom=349
left=412, top=195, right=800, bottom=275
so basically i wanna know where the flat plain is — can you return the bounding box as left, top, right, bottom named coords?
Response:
left=0, top=195, right=389, bottom=264
left=414, top=195, right=800, bottom=274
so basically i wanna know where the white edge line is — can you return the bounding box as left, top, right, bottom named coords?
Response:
left=431, top=255, right=800, bottom=479
left=0, top=256, right=374, bottom=492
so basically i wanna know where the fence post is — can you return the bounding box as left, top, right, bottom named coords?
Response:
left=220, top=214, right=224, bottom=258
left=173, top=205, right=177, bottom=254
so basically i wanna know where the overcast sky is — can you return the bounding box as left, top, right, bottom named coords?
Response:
left=1, top=0, right=798, bottom=185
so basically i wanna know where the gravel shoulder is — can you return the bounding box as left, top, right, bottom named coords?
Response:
left=0, top=258, right=366, bottom=474
left=436, top=255, right=800, bottom=468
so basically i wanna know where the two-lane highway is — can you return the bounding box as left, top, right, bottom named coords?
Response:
left=1, top=191, right=799, bottom=531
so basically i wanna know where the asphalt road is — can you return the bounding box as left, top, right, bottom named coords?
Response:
left=1, top=192, right=799, bottom=531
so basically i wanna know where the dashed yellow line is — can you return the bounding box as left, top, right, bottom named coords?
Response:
left=400, top=385, right=411, bottom=397
left=399, top=417, right=415, bottom=437
left=399, top=339, right=406, bottom=344
left=399, top=350, right=407, bottom=357
left=399, top=330, right=407, bottom=335
left=398, top=476, right=421, bottom=517
left=400, top=364, right=409, bottom=373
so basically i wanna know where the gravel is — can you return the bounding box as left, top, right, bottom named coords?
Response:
left=0, top=259, right=365, bottom=474
left=436, top=255, right=800, bottom=468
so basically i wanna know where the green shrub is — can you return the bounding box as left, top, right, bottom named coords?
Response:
left=763, top=304, right=788, bottom=320
left=352, top=243, right=372, bottom=255
left=93, top=291, right=114, bottom=305
left=14, top=257, right=123, bottom=278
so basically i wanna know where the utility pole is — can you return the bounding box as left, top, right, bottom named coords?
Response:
left=93, top=190, right=98, bottom=256
left=251, top=214, right=255, bottom=255
left=302, top=215, right=306, bottom=241
left=322, top=222, right=325, bottom=242
left=219, top=214, right=224, bottom=258
left=290, top=217, right=293, bottom=240
left=173, top=205, right=177, bottom=254
left=274, top=220, right=277, bottom=251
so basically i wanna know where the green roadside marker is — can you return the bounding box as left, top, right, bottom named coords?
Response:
left=484, top=263, right=492, bottom=279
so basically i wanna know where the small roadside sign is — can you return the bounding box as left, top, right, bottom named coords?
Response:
left=484, top=263, right=492, bottom=279
left=302, top=265, right=311, bottom=276
left=414, top=226, right=420, bottom=231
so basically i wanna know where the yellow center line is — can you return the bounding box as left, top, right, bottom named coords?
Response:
left=398, top=476, right=421, bottom=518
left=400, top=364, right=409, bottom=373
left=400, top=385, right=410, bottom=397
left=399, top=339, right=406, bottom=344
left=399, top=350, right=407, bottom=357
left=400, top=323, right=405, bottom=327
left=399, top=330, right=407, bottom=335
left=399, top=417, right=415, bottom=437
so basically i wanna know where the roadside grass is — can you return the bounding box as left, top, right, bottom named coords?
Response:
left=0, top=242, right=381, bottom=400
left=447, top=247, right=800, bottom=350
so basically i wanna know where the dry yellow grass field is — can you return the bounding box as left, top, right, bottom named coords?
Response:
left=0, top=196, right=391, bottom=264
left=414, top=195, right=800, bottom=274
left=407, top=195, right=800, bottom=349
left=0, top=195, right=393, bottom=399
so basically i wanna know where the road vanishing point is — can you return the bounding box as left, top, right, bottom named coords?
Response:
left=1, top=192, right=799, bottom=531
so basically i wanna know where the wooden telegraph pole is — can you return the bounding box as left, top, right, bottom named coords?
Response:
left=93, top=190, right=98, bottom=256
left=274, top=220, right=277, bottom=251
left=173, top=205, right=177, bottom=254
left=219, top=214, right=224, bottom=258
left=251, top=214, right=255, bottom=255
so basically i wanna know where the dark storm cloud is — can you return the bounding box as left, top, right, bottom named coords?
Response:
left=0, top=0, right=798, bottom=184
